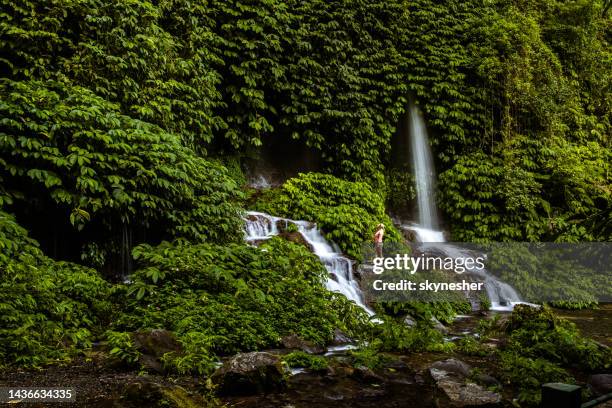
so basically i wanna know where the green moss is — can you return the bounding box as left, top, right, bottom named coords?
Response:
left=283, top=351, right=328, bottom=371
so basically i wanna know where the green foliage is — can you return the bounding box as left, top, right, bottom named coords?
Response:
left=106, top=331, right=140, bottom=365
left=283, top=351, right=328, bottom=371
left=161, top=332, right=219, bottom=376
left=499, top=352, right=573, bottom=406
left=112, top=237, right=369, bottom=374
left=0, top=210, right=112, bottom=367
left=506, top=305, right=612, bottom=371
left=495, top=304, right=612, bottom=405
left=384, top=167, right=417, bottom=213
left=365, top=318, right=452, bottom=354
left=487, top=244, right=610, bottom=307
left=0, top=79, right=243, bottom=245
left=456, top=336, right=490, bottom=357
left=349, top=341, right=394, bottom=370
left=439, top=137, right=611, bottom=242
left=1, top=0, right=222, bottom=151
left=253, top=173, right=402, bottom=259
left=1, top=0, right=610, bottom=243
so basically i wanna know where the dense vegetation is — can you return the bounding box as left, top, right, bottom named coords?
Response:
left=252, top=172, right=403, bottom=259
left=0, top=0, right=610, bottom=405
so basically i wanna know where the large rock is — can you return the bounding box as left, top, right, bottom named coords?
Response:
left=278, top=231, right=314, bottom=252
left=351, top=366, right=384, bottom=384
left=430, top=359, right=472, bottom=378
left=131, top=329, right=183, bottom=373
left=332, top=329, right=353, bottom=346
left=212, top=352, right=286, bottom=395
left=281, top=334, right=325, bottom=354
left=429, top=359, right=501, bottom=407
left=400, top=227, right=417, bottom=242
left=431, top=317, right=449, bottom=334
left=589, top=374, right=612, bottom=397
left=122, top=378, right=204, bottom=407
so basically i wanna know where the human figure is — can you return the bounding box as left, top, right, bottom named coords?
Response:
left=373, top=223, right=385, bottom=258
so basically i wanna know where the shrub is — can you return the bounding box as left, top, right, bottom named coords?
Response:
left=499, top=352, right=572, bottom=406
left=0, top=210, right=113, bottom=367
left=111, top=237, right=369, bottom=374
left=0, top=79, right=243, bottom=247
left=506, top=305, right=611, bottom=371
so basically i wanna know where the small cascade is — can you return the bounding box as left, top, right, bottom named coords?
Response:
left=404, top=100, right=523, bottom=311
left=244, top=211, right=374, bottom=315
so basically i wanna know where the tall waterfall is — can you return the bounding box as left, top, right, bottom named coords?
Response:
left=404, top=100, right=523, bottom=311
left=244, top=211, right=375, bottom=316
left=408, top=101, right=439, bottom=230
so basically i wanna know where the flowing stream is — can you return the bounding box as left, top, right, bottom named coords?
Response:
left=404, top=100, right=522, bottom=311
left=244, top=211, right=375, bottom=315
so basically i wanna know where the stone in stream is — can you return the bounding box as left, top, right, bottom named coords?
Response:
left=428, top=358, right=501, bottom=407
left=212, top=352, right=286, bottom=395
left=331, top=328, right=353, bottom=345
left=281, top=334, right=325, bottom=354
left=351, top=366, right=384, bottom=384
left=431, top=317, right=450, bottom=334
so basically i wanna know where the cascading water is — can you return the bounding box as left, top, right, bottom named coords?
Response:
left=408, top=101, right=440, bottom=230
left=404, top=100, right=523, bottom=311
left=244, top=211, right=375, bottom=316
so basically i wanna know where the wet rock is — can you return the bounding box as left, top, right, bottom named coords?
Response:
left=122, top=378, right=164, bottom=403
left=351, top=366, right=384, bottom=384
left=589, top=374, right=612, bottom=397
left=430, top=358, right=471, bottom=378
left=431, top=317, right=449, bottom=334
left=132, top=329, right=183, bottom=373
left=332, top=329, right=353, bottom=345
left=122, top=378, right=204, bottom=407
left=212, top=352, right=286, bottom=395
left=473, top=373, right=501, bottom=388
left=278, top=231, right=314, bottom=252
left=428, top=359, right=501, bottom=407
left=400, top=228, right=417, bottom=242
left=281, top=334, right=325, bottom=354
left=403, top=315, right=417, bottom=328
left=433, top=380, right=502, bottom=407
left=327, top=365, right=355, bottom=377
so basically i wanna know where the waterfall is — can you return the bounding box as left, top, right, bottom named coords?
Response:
left=244, top=211, right=375, bottom=316
left=408, top=101, right=439, bottom=230
left=404, top=100, right=523, bottom=311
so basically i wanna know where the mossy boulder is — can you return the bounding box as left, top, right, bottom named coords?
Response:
left=212, top=352, right=286, bottom=395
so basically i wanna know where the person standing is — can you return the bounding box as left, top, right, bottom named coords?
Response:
left=373, top=223, right=385, bottom=257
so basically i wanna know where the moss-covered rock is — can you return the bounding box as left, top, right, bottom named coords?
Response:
left=212, top=352, right=286, bottom=395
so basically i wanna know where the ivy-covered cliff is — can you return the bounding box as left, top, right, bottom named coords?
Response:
left=0, top=0, right=610, bottom=406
